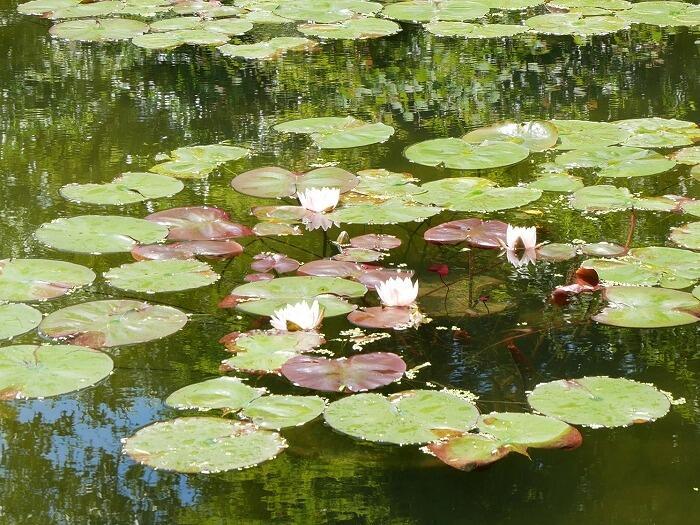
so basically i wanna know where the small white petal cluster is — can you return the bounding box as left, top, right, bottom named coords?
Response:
left=297, top=187, right=340, bottom=213
left=503, top=224, right=537, bottom=267
left=270, top=300, right=323, bottom=331
left=375, top=277, right=419, bottom=307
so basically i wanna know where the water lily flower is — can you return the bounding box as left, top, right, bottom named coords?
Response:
left=506, top=248, right=537, bottom=268
left=297, top=187, right=340, bottom=213
left=270, top=300, right=323, bottom=332
left=505, top=225, right=537, bottom=251
left=376, top=277, right=419, bottom=307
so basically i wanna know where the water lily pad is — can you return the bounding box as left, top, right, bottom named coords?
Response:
left=479, top=0, right=543, bottom=8
left=218, top=37, right=316, bottom=59
left=669, top=146, right=700, bottom=165
left=150, top=16, right=253, bottom=35
left=148, top=145, right=249, bottom=177
left=528, top=173, right=584, bottom=192
left=123, top=417, right=287, bottom=473
left=618, top=1, right=700, bottom=27
left=425, top=21, right=530, bottom=38
left=166, top=376, right=265, bottom=411
left=225, top=276, right=367, bottom=316
left=424, top=434, right=510, bottom=471
left=39, top=299, right=188, bottom=348
left=581, top=242, right=626, bottom=257
left=0, top=259, right=95, bottom=302
left=0, top=304, right=43, bottom=340
left=60, top=172, right=183, bottom=205
left=352, top=169, right=424, bottom=200
left=552, top=119, right=631, bottom=150
left=593, top=286, right=700, bottom=328
left=281, top=352, right=406, bottom=392
left=424, top=218, right=507, bottom=247
left=274, top=0, right=381, bottom=23
left=328, top=199, right=441, bottom=224
left=230, top=166, right=358, bottom=198
left=104, top=259, right=219, bottom=293
left=250, top=253, right=300, bottom=274
left=240, top=395, right=326, bottom=429
left=528, top=376, right=672, bottom=427
left=555, top=146, right=676, bottom=178
left=49, top=0, right=169, bottom=18
left=382, top=0, right=488, bottom=22
left=537, top=243, right=577, bottom=262
left=332, top=248, right=383, bottom=263
left=49, top=18, right=149, bottom=41
left=420, top=275, right=508, bottom=318
left=36, top=215, right=169, bottom=254
left=131, top=240, right=243, bottom=260
left=570, top=185, right=677, bottom=212
left=220, top=330, right=324, bottom=374
left=324, top=389, right=480, bottom=445
left=172, top=0, right=242, bottom=17
left=405, top=138, right=530, bottom=169
left=132, top=29, right=229, bottom=49
left=17, top=0, right=80, bottom=16
left=0, top=344, right=113, bottom=399
left=146, top=206, right=253, bottom=240
left=412, top=178, right=542, bottom=212
left=274, top=117, right=394, bottom=149
left=347, top=306, right=415, bottom=329
left=670, top=222, right=700, bottom=250
left=463, top=121, right=558, bottom=152
left=252, top=222, right=302, bottom=237
left=298, top=18, right=401, bottom=40
left=525, top=13, right=629, bottom=35
left=349, top=234, right=401, bottom=250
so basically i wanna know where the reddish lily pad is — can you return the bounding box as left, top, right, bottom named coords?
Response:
left=424, top=218, right=507, bottom=248
left=280, top=352, right=406, bottom=392
left=347, top=306, right=414, bottom=329
left=230, top=166, right=358, bottom=198
left=146, top=206, right=253, bottom=240
left=131, top=240, right=243, bottom=261
left=349, top=234, right=401, bottom=250
left=250, top=253, right=300, bottom=274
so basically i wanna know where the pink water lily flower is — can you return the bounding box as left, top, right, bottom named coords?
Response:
left=375, top=277, right=419, bottom=307
left=270, top=300, right=323, bottom=331
left=297, top=187, right=340, bottom=213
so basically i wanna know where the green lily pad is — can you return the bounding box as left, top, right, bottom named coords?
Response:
left=352, top=169, right=424, bottom=199
left=537, top=243, right=578, bottom=261
left=618, top=1, right=700, bottom=27
left=528, top=376, right=672, bottom=428
left=0, top=304, right=43, bottom=341
left=0, top=259, right=95, bottom=302
left=241, top=395, right=326, bottom=429
left=682, top=199, right=700, bottom=217
left=528, top=173, right=584, bottom=192
left=49, top=18, right=149, bottom=41
left=132, top=29, right=229, bottom=49
left=17, top=0, right=80, bottom=16
left=166, top=376, right=266, bottom=411
left=0, top=344, right=113, bottom=399
left=548, top=0, right=632, bottom=12
left=570, top=185, right=678, bottom=212
left=324, top=389, right=480, bottom=445
left=150, top=16, right=253, bottom=35
left=218, top=37, right=316, bottom=59
left=525, top=13, right=629, bottom=35
left=425, top=21, right=530, bottom=38
left=555, top=146, right=676, bottom=178
left=462, top=121, right=558, bottom=152
left=593, top=286, right=700, bottom=328
left=419, top=275, right=509, bottom=317
left=172, top=0, right=243, bottom=17
left=328, top=199, right=440, bottom=225
left=104, top=259, right=220, bottom=293
left=39, top=299, right=188, bottom=348
left=230, top=166, right=358, bottom=198
left=298, top=17, right=401, bottom=40
left=552, top=120, right=631, bottom=150
left=670, top=146, right=700, bottom=165
left=275, top=117, right=394, bottom=149
left=382, top=0, right=489, bottom=23
left=35, top=215, right=169, bottom=254
left=123, top=417, right=287, bottom=473
left=412, top=177, right=542, bottom=212
left=423, top=434, right=511, bottom=471
left=404, top=138, right=530, bottom=169
left=273, top=0, right=381, bottom=22
left=670, top=222, right=700, bottom=250
left=226, top=276, right=367, bottom=317
left=171, top=144, right=250, bottom=164
left=60, top=172, right=183, bottom=205
left=49, top=0, right=170, bottom=19
left=479, top=0, right=543, bottom=8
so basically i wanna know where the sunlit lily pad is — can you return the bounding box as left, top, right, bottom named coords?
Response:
left=424, top=218, right=507, bottom=247
left=324, top=389, right=480, bottom=445
left=537, top=243, right=577, bottom=262
left=581, top=242, right=626, bottom=257
left=462, top=121, right=558, bottom=152
left=39, top=299, right=188, bottom=348
left=405, top=138, right=530, bottom=169
left=49, top=18, right=149, bottom=41
left=123, top=417, right=287, bottom=473
left=146, top=206, right=253, bottom=240
left=104, top=259, right=219, bottom=293
left=617, top=1, right=700, bottom=27
left=149, top=16, right=253, bottom=35
left=570, top=185, right=677, bottom=212
left=555, top=146, right=676, bottom=178
left=172, top=0, right=242, bottom=17
left=548, top=0, right=632, bottom=12
left=252, top=222, right=302, bottom=237
left=352, top=169, right=424, bottom=199
left=0, top=259, right=95, bottom=302
left=0, top=344, right=113, bottom=399
left=349, top=234, right=401, bottom=250
left=148, top=144, right=249, bottom=177
left=424, top=434, right=510, bottom=471
left=425, top=21, right=530, bottom=38
left=240, top=395, right=326, bottom=429
left=274, top=0, right=381, bottom=23
left=593, top=286, right=700, bottom=328
left=525, top=13, right=629, bottom=35
left=230, top=166, right=358, bottom=198
left=250, top=253, right=300, bottom=274
left=298, top=18, right=401, bottom=40
left=166, top=376, right=265, bottom=411
left=382, top=0, right=489, bottom=22
left=48, top=0, right=169, bottom=19
left=347, top=306, right=416, bottom=329
left=670, top=146, right=700, bottom=165
left=332, top=248, right=383, bottom=263
left=132, top=29, right=229, bottom=49
left=60, top=172, right=183, bottom=205
left=328, top=199, right=441, bottom=224
left=616, top=117, right=698, bottom=148
left=35, top=215, right=169, bottom=254
left=528, top=376, right=672, bottom=428
left=0, top=304, right=43, bottom=341
left=275, top=117, right=395, bottom=149
left=420, top=275, right=509, bottom=318
left=218, top=37, right=316, bottom=59
left=412, top=178, right=542, bottom=212
left=225, top=276, right=366, bottom=316
left=552, top=119, right=631, bottom=150
left=670, top=222, right=700, bottom=250
left=132, top=240, right=243, bottom=261
left=17, top=0, right=80, bottom=16
left=528, top=173, right=584, bottom=192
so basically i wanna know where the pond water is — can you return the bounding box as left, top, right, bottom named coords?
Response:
left=1, top=1, right=699, bottom=523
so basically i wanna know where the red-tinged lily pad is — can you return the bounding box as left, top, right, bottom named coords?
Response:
left=0, top=258, right=95, bottom=302
left=357, top=268, right=414, bottom=290
left=551, top=267, right=601, bottom=305
left=131, top=240, right=243, bottom=261
left=424, top=218, right=507, bottom=248
left=280, top=352, right=406, bottom=392
left=347, top=306, right=415, bottom=329
left=230, top=166, right=358, bottom=198
left=424, top=434, right=511, bottom=471
left=297, top=259, right=364, bottom=279
left=250, top=252, right=301, bottom=274
left=349, top=234, right=401, bottom=250
left=146, top=206, right=253, bottom=240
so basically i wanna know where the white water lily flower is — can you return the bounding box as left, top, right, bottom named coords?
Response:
left=506, top=247, right=537, bottom=268
left=375, top=277, right=419, bottom=307
left=270, top=300, right=323, bottom=331
left=505, top=225, right=537, bottom=251
left=297, top=187, right=340, bottom=213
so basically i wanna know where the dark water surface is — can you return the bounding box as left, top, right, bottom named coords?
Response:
left=1, top=1, right=699, bottom=523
